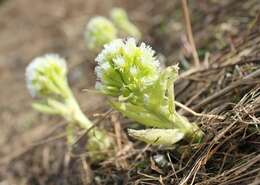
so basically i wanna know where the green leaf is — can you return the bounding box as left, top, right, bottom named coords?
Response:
left=32, top=102, right=59, bottom=114
left=47, top=98, right=68, bottom=116
left=109, top=99, right=171, bottom=128
left=128, top=128, right=184, bottom=145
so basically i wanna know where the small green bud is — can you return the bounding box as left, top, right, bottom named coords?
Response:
left=85, top=16, right=117, bottom=50
left=110, top=8, right=141, bottom=39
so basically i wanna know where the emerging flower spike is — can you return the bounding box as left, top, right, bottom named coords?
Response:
left=110, top=8, right=141, bottom=39
left=95, top=38, right=203, bottom=145
left=85, top=16, right=117, bottom=50
left=26, top=54, right=114, bottom=161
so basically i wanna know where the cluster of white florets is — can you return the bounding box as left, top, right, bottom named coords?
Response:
left=95, top=38, right=160, bottom=100
left=85, top=16, right=117, bottom=50
left=26, top=54, right=67, bottom=97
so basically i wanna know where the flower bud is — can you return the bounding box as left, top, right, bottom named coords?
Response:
left=110, top=8, right=141, bottom=39
left=85, top=16, right=117, bottom=50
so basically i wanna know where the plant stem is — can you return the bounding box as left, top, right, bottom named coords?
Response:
left=65, top=92, right=113, bottom=160
left=134, top=102, right=204, bottom=143
left=173, top=113, right=204, bottom=143
left=147, top=104, right=204, bottom=143
left=65, top=94, right=93, bottom=130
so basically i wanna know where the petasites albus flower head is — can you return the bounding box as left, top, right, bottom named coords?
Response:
left=85, top=16, right=117, bottom=50
left=26, top=54, right=68, bottom=98
left=95, top=38, right=204, bottom=146
left=110, top=8, right=141, bottom=39
left=95, top=38, right=160, bottom=103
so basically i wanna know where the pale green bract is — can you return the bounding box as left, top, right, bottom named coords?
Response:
left=85, top=16, right=117, bottom=50
left=128, top=128, right=185, bottom=146
left=95, top=38, right=204, bottom=145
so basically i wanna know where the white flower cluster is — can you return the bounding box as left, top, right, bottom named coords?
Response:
left=95, top=37, right=161, bottom=99
left=95, top=39, right=124, bottom=65
left=26, top=54, right=67, bottom=97
left=85, top=16, right=117, bottom=50
left=95, top=38, right=159, bottom=70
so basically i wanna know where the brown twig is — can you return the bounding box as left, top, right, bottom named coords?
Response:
left=175, top=101, right=225, bottom=120
left=181, top=0, right=200, bottom=67
left=111, top=113, right=129, bottom=169
left=192, top=68, right=260, bottom=111
left=177, top=59, right=260, bottom=81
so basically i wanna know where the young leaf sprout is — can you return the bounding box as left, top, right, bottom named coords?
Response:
left=95, top=38, right=203, bottom=146
left=110, top=8, right=141, bottom=40
left=85, top=16, right=117, bottom=50
left=26, top=54, right=114, bottom=161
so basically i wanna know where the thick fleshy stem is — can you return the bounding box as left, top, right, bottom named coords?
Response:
left=60, top=85, right=114, bottom=161
left=171, top=113, right=203, bottom=143
left=110, top=100, right=203, bottom=144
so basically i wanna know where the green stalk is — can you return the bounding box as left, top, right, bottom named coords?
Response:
left=112, top=100, right=203, bottom=143
left=172, top=113, right=204, bottom=143
left=149, top=105, right=204, bottom=143
left=63, top=85, right=113, bottom=160
left=65, top=95, right=93, bottom=130
left=55, top=78, right=93, bottom=130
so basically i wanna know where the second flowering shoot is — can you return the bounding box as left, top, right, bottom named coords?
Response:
left=26, top=54, right=114, bottom=161
left=84, top=7, right=141, bottom=51
left=95, top=38, right=204, bottom=146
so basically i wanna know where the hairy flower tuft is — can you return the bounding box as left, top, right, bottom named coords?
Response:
left=85, top=16, right=117, bottom=50
left=26, top=54, right=68, bottom=97
left=95, top=38, right=160, bottom=103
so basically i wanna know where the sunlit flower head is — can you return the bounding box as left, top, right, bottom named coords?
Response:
left=85, top=16, right=117, bottom=50
left=26, top=54, right=68, bottom=97
left=95, top=38, right=160, bottom=102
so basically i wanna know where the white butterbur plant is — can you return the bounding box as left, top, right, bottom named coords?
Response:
left=95, top=38, right=203, bottom=146
left=85, top=7, right=141, bottom=51
left=26, top=54, right=114, bottom=161
left=84, top=16, right=117, bottom=50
